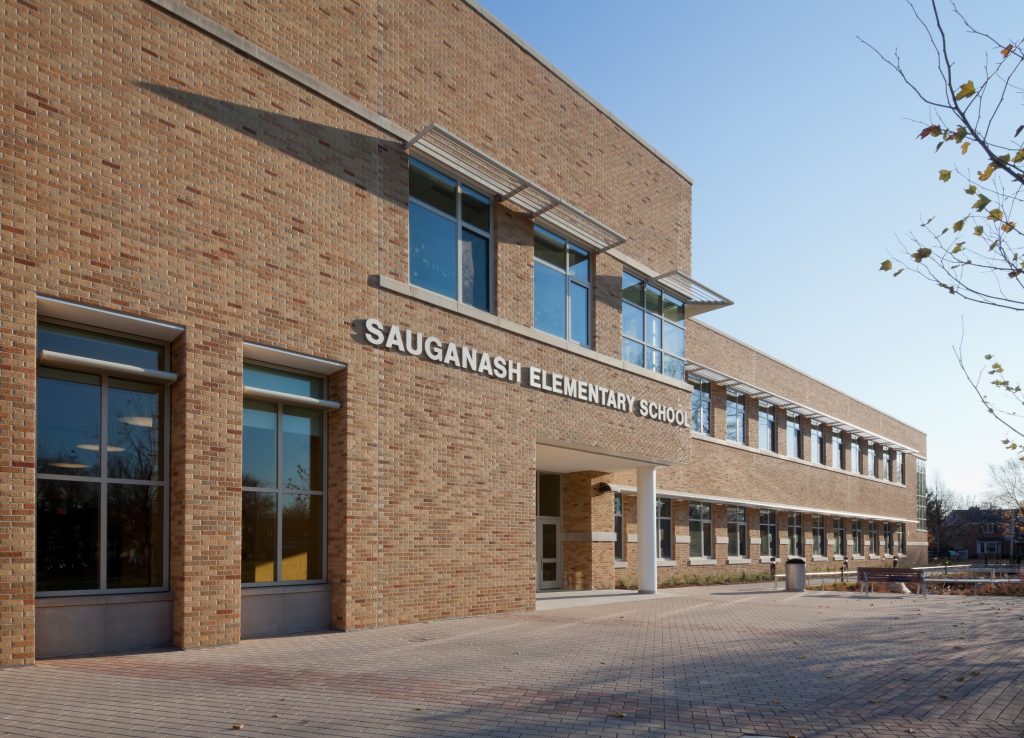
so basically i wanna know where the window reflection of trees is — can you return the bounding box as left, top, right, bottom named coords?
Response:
left=107, top=386, right=160, bottom=481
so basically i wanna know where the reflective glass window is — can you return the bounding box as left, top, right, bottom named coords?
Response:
left=242, top=365, right=327, bottom=585
left=532, top=227, right=590, bottom=346
left=35, top=324, right=168, bottom=594
left=409, top=158, right=491, bottom=309
left=621, top=273, right=685, bottom=376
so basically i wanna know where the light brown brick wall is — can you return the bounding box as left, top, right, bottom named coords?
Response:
left=0, top=0, right=925, bottom=666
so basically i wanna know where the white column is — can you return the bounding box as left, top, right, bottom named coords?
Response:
left=637, top=465, right=658, bottom=594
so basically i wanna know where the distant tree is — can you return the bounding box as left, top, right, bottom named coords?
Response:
left=926, top=474, right=967, bottom=553
left=987, top=459, right=1024, bottom=552
left=862, top=1, right=1024, bottom=458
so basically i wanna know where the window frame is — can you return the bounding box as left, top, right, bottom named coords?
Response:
left=811, top=421, right=824, bottom=464
left=812, top=514, right=827, bottom=557
left=831, top=429, right=844, bottom=470
left=622, top=271, right=686, bottom=380
left=787, top=512, right=804, bottom=554
left=760, top=509, right=778, bottom=558
left=850, top=437, right=861, bottom=475
left=689, top=375, right=712, bottom=435
left=833, top=518, right=847, bottom=557
left=613, top=493, right=624, bottom=561
left=883, top=522, right=894, bottom=555
left=408, top=157, right=495, bottom=312
left=916, top=459, right=927, bottom=531
left=851, top=519, right=863, bottom=556
left=787, top=414, right=803, bottom=460
left=532, top=226, right=592, bottom=347
left=869, top=521, right=881, bottom=555
left=242, top=360, right=330, bottom=588
left=726, top=390, right=747, bottom=444
left=657, top=498, right=673, bottom=560
left=689, top=502, right=713, bottom=559
left=758, top=404, right=777, bottom=452
left=727, top=506, right=747, bottom=558
left=35, top=319, right=171, bottom=597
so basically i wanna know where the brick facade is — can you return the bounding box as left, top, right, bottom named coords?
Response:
left=1, top=0, right=925, bottom=666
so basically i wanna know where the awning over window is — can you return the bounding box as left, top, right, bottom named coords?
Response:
left=683, top=359, right=919, bottom=454
left=652, top=270, right=733, bottom=317
left=405, top=123, right=626, bottom=253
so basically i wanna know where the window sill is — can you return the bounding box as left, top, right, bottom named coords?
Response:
left=689, top=558, right=718, bottom=566
left=374, top=275, right=694, bottom=391
left=241, top=582, right=330, bottom=595
left=811, top=555, right=828, bottom=562
left=614, top=560, right=628, bottom=569
left=759, top=555, right=779, bottom=564
left=833, top=554, right=846, bottom=561
left=727, top=557, right=751, bottom=565
left=851, top=555, right=865, bottom=560
left=657, top=559, right=676, bottom=567
left=36, top=590, right=172, bottom=607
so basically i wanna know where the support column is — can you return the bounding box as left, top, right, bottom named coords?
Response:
left=637, top=466, right=657, bottom=595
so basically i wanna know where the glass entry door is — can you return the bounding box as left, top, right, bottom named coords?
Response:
left=536, top=473, right=561, bottom=590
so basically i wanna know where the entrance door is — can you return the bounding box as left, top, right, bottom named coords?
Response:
left=536, top=518, right=561, bottom=590
left=536, top=472, right=561, bottom=590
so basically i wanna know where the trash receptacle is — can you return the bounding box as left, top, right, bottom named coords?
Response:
left=785, top=556, right=806, bottom=592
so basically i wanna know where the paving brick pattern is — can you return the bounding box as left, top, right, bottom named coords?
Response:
left=1, top=585, right=1022, bottom=738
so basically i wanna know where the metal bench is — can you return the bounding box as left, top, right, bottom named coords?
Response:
left=857, top=567, right=926, bottom=596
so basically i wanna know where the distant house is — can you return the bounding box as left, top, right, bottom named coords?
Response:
left=946, top=507, right=1022, bottom=558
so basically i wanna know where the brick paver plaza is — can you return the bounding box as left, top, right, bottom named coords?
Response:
left=1, top=585, right=1021, bottom=738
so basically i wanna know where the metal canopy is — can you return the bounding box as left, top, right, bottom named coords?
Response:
left=654, top=270, right=732, bottom=317
left=405, top=124, right=626, bottom=252
left=683, top=359, right=919, bottom=454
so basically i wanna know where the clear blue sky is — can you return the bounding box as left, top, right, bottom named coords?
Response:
left=480, top=0, right=1024, bottom=500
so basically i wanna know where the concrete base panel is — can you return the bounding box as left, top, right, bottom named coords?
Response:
left=36, top=593, right=173, bottom=659
left=241, top=584, right=332, bottom=639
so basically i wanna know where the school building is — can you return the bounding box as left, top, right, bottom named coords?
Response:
left=0, top=0, right=927, bottom=664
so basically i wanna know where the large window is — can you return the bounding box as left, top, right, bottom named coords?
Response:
left=242, top=364, right=327, bottom=584
left=867, top=444, right=877, bottom=478
left=534, top=227, right=590, bottom=346
left=898, top=523, right=907, bottom=555
left=870, top=521, right=881, bottom=555
left=408, top=158, right=491, bottom=311
left=36, top=323, right=168, bottom=594
left=916, top=459, right=928, bottom=531
left=622, top=273, right=685, bottom=380
left=896, top=452, right=905, bottom=485
left=833, top=518, right=847, bottom=557
left=657, top=498, right=673, bottom=560
left=726, top=391, right=746, bottom=444
left=758, top=404, right=777, bottom=452
left=882, top=447, right=892, bottom=481
left=760, top=510, right=778, bottom=558
left=614, top=493, right=624, bottom=561
left=811, top=422, right=824, bottom=464
left=689, top=375, right=711, bottom=435
left=851, top=519, right=863, bottom=556
left=883, top=522, right=894, bottom=555
left=787, top=414, right=803, bottom=459
left=850, top=437, right=861, bottom=475
left=689, top=502, right=712, bottom=558
left=831, top=430, right=844, bottom=470
left=811, top=514, right=826, bottom=557
left=787, top=513, right=804, bottom=554
left=727, top=506, right=747, bottom=558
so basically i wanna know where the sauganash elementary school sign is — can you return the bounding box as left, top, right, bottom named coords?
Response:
left=364, top=319, right=688, bottom=426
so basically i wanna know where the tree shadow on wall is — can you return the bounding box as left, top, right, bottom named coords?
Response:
left=136, top=82, right=405, bottom=208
